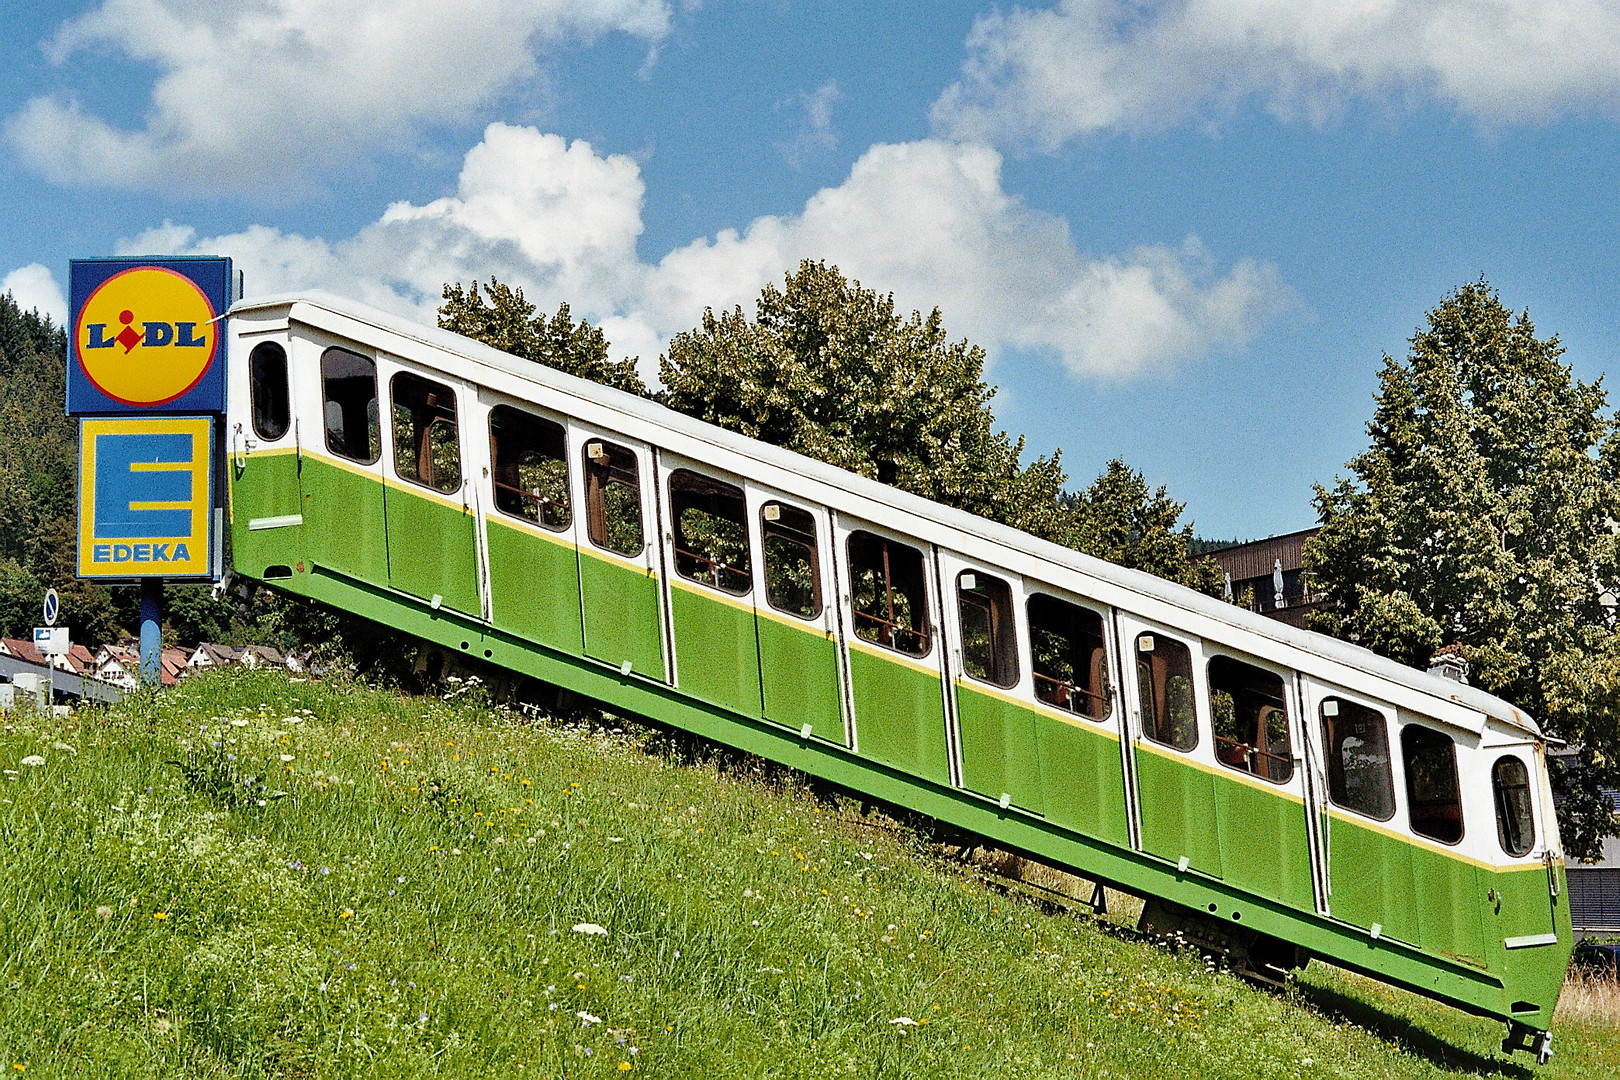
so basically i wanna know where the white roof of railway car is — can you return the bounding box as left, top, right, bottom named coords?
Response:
left=230, top=290, right=1543, bottom=740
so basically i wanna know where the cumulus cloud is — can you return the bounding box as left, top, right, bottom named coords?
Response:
left=935, top=0, right=1620, bottom=149
left=7, top=0, right=671, bottom=195
left=124, top=122, right=1291, bottom=379
left=2, top=264, right=68, bottom=325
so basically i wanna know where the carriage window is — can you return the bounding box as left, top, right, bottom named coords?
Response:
left=1209, top=656, right=1293, bottom=784
left=670, top=470, right=750, bottom=595
left=1027, top=595, right=1110, bottom=719
left=583, top=439, right=643, bottom=556
left=249, top=341, right=290, bottom=441
left=761, top=502, right=821, bottom=618
left=1492, top=756, right=1535, bottom=857
left=391, top=372, right=461, bottom=493
left=320, top=347, right=379, bottom=464
left=1137, top=634, right=1197, bottom=751
left=489, top=406, right=569, bottom=530
left=1403, top=725, right=1463, bottom=845
left=848, top=531, right=929, bottom=657
left=957, top=571, right=1017, bottom=688
left=1321, top=698, right=1395, bottom=821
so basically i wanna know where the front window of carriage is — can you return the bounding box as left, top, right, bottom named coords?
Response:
left=760, top=502, right=822, bottom=619
left=391, top=371, right=462, bottom=493
left=1137, top=633, right=1197, bottom=751
left=957, top=571, right=1018, bottom=688
left=320, top=347, right=380, bottom=464
left=1402, top=724, right=1464, bottom=845
left=1492, top=755, right=1536, bottom=857
left=669, top=469, right=751, bottom=595
left=582, top=439, right=643, bottom=556
left=1028, top=594, right=1110, bottom=719
left=1320, top=697, right=1395, bottom=821
left=249, top=341, right=290, bottom=441
left=847, top=531, right=929, bottom=657
left=1208, top=655, right=1293, bottom=784
left=489, top=405, right=570, bottom=530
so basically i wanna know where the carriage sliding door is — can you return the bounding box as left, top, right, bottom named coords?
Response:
left=753, top=493, right=843, bottom=741
left=575, top=426, right=665, bottom=680
left=835, top=516, right=950, bottom=784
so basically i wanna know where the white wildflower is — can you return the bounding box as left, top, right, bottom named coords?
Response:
left=572, top=923, right=608, bottom=936
left=890, top=1017, right=918, bottom=1027
left=577, top=1011, right=601, bottom=1025
left=229, top=718, right=250, bottom=727
left=20, top=755, right=45, bottom=767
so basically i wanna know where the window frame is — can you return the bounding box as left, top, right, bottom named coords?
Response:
left=668, top=468, right=752, bottom=596
left=581, top=437, right=645, bottom=558
left=1025, top=591, right=1112, bottom=721
left=1491, top=754, right=1537, bottom=858
left=1401, top=723, right=1465, bottom=846
left=955, top=569, right=1019, bottom=690
left=845, top=529, right=931, bottom=659
left=389, top=369, right=462, bottom=494
left=759, top=500, right=823, bottom=620
left=1136, top=631, right=1200, bottom=752
left=487, top=403, right=571, bottom=532
left=320, top=346, right=380, bottom=465
left=1319, top=695, right=1397, bottom=823
left=249, top=340, right=291, bottom=442
left=1206, top=652, right=1294, bottom=785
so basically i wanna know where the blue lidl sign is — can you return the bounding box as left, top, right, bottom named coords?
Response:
left=77, top=417, right=216, bottom=579
left=67, top=257, right=232, bottom=416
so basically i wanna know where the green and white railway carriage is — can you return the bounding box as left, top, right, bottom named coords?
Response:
left=224, top=293, right=1571, bottom=1062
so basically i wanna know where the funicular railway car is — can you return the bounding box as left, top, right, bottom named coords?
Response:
left=224, top=292, right=1571, bottom=1062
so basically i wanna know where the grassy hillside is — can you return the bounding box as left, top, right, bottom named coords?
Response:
left=0, top=670, right=1614, bottom=1078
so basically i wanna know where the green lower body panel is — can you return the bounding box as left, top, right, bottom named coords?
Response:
left=670, top=585, right=761, bottom=717
left=956, top=684, right=1042, bottom=813
left=485, top=519, right=583, bottom=656
left=1412, top=844, right=1487, bottom=967
left=1135, top=746, right=1223, bottom=878
left=849, top=647, right=949, bottom=785
left=1486, top=864, right=1571, bottom=1028
left=1329, top=814, right=1420, bottom=946
left=1213, top=775, right=1315, bottom=912
left=229, top=453, right=303, bottom=577
left=1036, top=717, right=1129, bottom=847
left=384, top=486, right=480, bottom=615
left=579, top=552, right=664, bottom=679
left=299, top=457, right=387, bottom=583
left=757, top=615, right=842, bottom=740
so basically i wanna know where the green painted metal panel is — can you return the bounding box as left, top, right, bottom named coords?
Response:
left=848, top=646, right=950, bottom=785
left=485, top=518, right=583, bottom=655
left=1135, top=745, right=1222, bottom=877
left=1212, top=772, right=1315, bottom=911
left=670, top=584, right=762, bottom=717
left=757, top=613, right=842, bottom=739
left=579, top=551, right=664, bottom=678
left=1036, top=716, right=1130, bottom=846
left=383, top=484, right=480, bottom=614
left=1413, top=844, right=1487, bottom=966
left=229, top=452, right=303, bottom=576
left=299, top=457, right=387, bottom=583
left=1488, top=863, right=1571, bottom=1028
left=1327, top=814, right=1420, bottom=946
left=955, top=683, right=1043, bottom=813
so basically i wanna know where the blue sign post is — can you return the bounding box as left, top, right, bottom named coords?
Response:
left=69, top=257, right=233, bottom=686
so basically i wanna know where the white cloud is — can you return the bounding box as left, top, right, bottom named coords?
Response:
left=2, top=264, right=68, bottom=325
left=124, top=123, right=1292, bottom=380
left=8, top=0, right=671, bottom=195
left=934, top=0, right=1620, bottom=149
left=777, top=79, right=843, bottom=169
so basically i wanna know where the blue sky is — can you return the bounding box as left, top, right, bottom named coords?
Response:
left=5, top=0, right=1620, bottom=540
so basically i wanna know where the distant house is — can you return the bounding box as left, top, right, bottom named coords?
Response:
left=95, top=643, right=185, bottom=687
left=237, top=644, right=288, bottom=670
left=63, top=643, right=96, bottom=676
left=1204, top=528, right=1325, bottom=630
left=0, top=637, right=46, bottom=666
left=189, top=642, right=239, bottom=670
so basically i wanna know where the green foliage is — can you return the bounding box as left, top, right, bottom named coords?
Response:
left=4, top=668, right=1615, bottom=1077
left=1306, top=280, right=1620, bottom=856
left=1066, top=460, right=1225, bottom=594
left=439, top=278, right=648, bottom=395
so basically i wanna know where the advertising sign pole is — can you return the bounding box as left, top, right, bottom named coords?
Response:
left=139, top=578, right=163, bottom=687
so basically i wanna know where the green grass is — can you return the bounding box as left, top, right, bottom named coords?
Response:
left=0, top=669, right=1615, bottom=1079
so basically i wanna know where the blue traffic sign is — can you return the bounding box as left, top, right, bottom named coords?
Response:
left=42, top=588, right=58, bottom=627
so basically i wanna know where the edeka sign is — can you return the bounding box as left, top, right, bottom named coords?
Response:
left=68, top=257, right=232, bottom=415
left=77, top=417, right=215, bottom=580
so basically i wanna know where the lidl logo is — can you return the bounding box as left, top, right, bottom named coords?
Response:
left=67, top=257, right=232, bottom=415
left=77, top=416, right=215, bottom=580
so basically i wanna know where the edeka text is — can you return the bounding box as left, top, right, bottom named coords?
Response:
left=90, top=542, right=192, bottom=564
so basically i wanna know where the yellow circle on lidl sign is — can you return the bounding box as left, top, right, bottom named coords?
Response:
left=74, top=266, right=219, bottom=407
